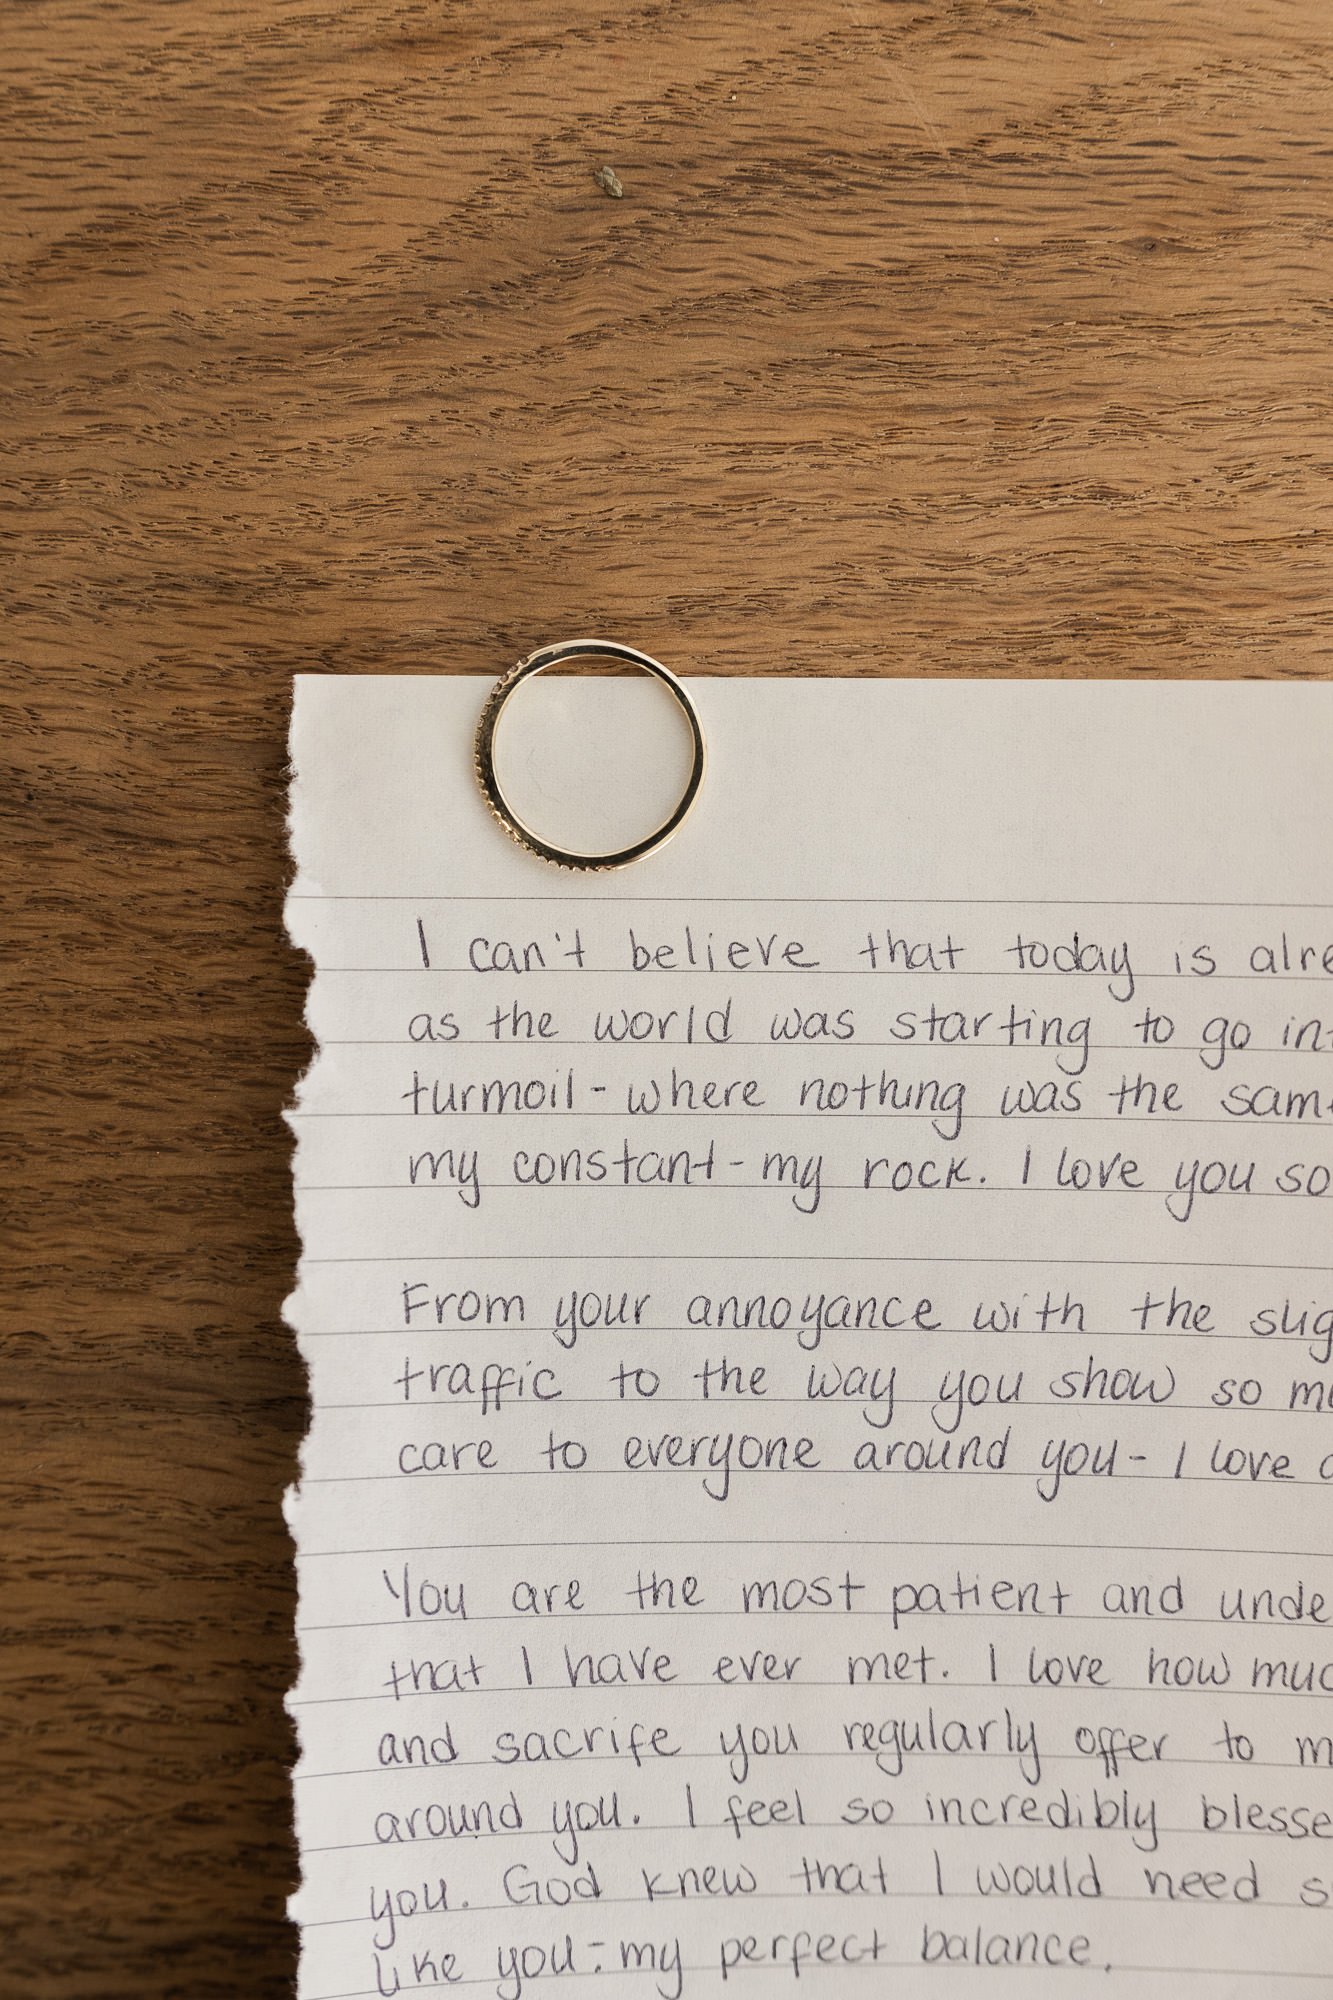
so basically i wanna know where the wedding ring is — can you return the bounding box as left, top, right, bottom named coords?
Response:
left=474, top=639, right=706, bottom=871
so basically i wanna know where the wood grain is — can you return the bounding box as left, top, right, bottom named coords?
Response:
left=3, top=0, right=1330, bottom=1992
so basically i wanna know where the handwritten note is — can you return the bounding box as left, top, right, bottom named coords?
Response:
left=287, top=676, right=1333, bottom=2000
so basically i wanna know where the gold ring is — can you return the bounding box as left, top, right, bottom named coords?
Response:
left=474, top=639, right=706, bottom=871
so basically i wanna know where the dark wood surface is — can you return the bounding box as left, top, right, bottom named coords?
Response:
left=5, top=2, right=1330, bottom=1992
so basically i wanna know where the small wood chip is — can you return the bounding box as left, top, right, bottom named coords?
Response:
left=593, top=165, right=624, bottom=199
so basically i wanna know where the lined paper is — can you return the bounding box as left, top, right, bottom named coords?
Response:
left=287, top=676, right=1333, bottom=2000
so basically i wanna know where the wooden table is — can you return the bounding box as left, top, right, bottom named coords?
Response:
left=5, top=2, right=1329, bottom=1991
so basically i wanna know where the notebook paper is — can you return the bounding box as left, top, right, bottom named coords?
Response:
left=287, top=676, right=1333, bottom=2000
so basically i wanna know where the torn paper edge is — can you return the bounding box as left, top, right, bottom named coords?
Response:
left=281, top=675, right=323, bottom=1955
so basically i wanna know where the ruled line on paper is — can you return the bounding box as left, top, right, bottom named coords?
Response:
left=288, top=894, right=1333, bottom=909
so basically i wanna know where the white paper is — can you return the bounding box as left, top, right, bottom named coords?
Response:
left=287, top=675, right=1333, bottom=2000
